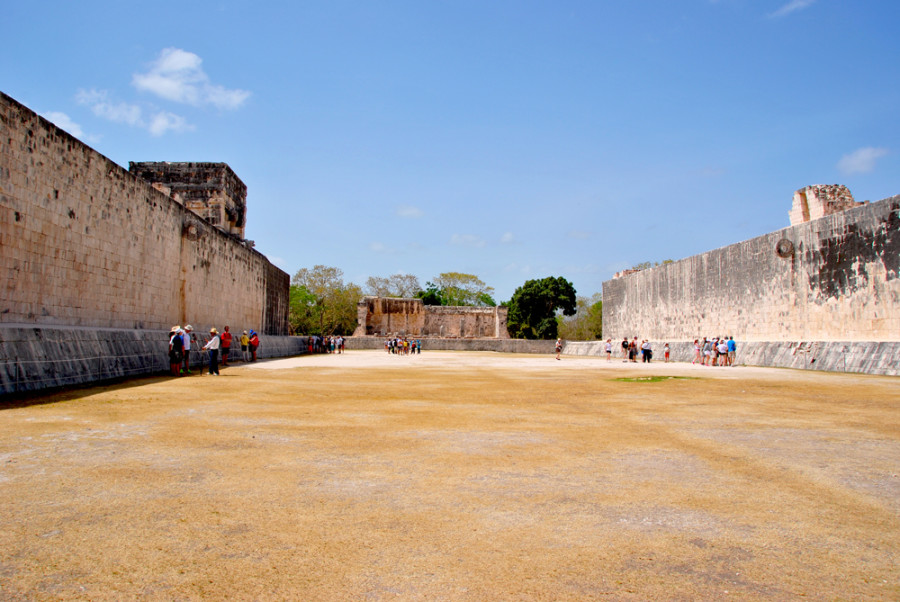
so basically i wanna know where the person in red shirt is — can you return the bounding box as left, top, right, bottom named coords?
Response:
left=220, top=326, right=233, bottom=366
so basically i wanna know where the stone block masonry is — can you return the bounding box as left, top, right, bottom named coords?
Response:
left=354, top=297, right=509, bottom=338
left=0, top=91, right=291, bottom=392
left=599, top=194, right=899, bottom=375
left=0, top=91, right=287, bottom=335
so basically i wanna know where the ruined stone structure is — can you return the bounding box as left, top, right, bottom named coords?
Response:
left=789, top=184, right=862, bottom=226
left=0, top=92, right=300, bottom=393
left=129, top=162, right=247, bottom=239
left=597, top=192, right=899, bottom=375
left=354, top=297, right=509, bottom=339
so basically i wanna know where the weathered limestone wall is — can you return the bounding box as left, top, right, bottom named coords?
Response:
left=600, top=195, right=899, bottom=374
left=354, top=297, right=509, bottom=338
left=355, top=297, right=426, bottom=336
left=0, top=92, right=288, bottom=336
left=423, top=306, right=509, bottom=338
left=603, top=195, right=899, bottom=343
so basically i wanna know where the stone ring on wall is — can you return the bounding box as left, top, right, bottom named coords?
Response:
left=775, top=238, right=795, bottom=258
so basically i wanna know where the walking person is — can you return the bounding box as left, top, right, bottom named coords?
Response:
left=555, top=338, right=563, bottom=360
left=203, top=328, right=221, bottom=375
left=605, top=339, right=612, bottom=362
left=664, top=342, right=670, bottom=363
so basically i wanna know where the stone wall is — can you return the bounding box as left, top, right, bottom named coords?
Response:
left=600, top=194, right=899, bottom=374
left=345, top=336, right=551, bottom=354
left=0, top=91, right=288, bottom=336
left=0, top=326, right=310, bottom=394
left=354, top=297, right=509, bottom=338
left=563, top=340, right=900, bottom=376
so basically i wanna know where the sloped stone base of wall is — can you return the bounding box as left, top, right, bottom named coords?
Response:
left=0, top=326, right=310, bottom=395
left=345, top=337, right=555, bottom=354
left=563, top=340, right=899, bottom=376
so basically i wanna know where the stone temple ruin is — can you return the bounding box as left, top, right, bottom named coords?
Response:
left=129, top=162, right=248, bottom=240
left=788, top=184, right=864, bottom=226
left=353, top=297, right=509, bottom=339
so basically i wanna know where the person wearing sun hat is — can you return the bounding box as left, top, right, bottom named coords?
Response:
left=202, top=327, right=221, bottom=375
left=168, top=326, right=184, bottom=376
left=182, top=325, right=195, bottom=375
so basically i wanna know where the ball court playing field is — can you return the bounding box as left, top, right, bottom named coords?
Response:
left=1, top=351, right=897, bottom=600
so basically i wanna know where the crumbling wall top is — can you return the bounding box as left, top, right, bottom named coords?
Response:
left=789, top=184, right=862, bottom=225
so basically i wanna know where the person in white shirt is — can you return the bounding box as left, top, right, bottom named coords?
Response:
left=203, top=328, right=221, bottom=375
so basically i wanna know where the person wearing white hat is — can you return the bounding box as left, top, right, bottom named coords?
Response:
left=203, top=327, right=221, bottom=375
left=182, top=325, right=195, bottom=375
left=169, top=326, right=184, bottom=376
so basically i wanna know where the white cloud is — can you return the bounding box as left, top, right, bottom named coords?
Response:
left=837, top=147, right=889, bottom=175
left=76, top=88, right=192, bottom=136
left=148, top=112, right=194, bottom=136
left=450, top=234, right=486, bottom=248
left=396, top=204, right=423, bottom=218
left=500, top=232, right=515, bottom=244
left=567, top=230, right=592, bottom=240
left=132, top=48, right=250, bottom=110
left=768, top=0, right=816, bottom=18
left=41, top=111, right=84, bottom=138
left=77, top=89, right=142, bottom=126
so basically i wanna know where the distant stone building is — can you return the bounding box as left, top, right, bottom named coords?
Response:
left=129, top=162, right=248, bottom=239
left=789, top=184, right=863, bottom=226
left=354, top=297, right=509, bottom=338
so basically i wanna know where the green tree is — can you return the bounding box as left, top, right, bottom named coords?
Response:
left=291, top=265, right=362, bottom=335
left=558, top=293, right=603, bottom=340
left=365, top=273, right=422, bottom=298
left=431, top=272, right=496, bottom=307
left=416, top=281, right=446, bottom=306
left=506, top=276, right=577, bottom=340
left=288, top=284, right=317, bottom=335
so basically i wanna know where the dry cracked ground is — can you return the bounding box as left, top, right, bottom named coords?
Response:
left=0, top=351, right=898, bottom=600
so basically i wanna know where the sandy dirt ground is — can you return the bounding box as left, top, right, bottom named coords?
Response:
left=0, top=350, right=898, bottom=600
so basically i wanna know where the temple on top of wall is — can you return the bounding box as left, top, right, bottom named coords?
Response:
left=591, top=188, right=900, bottom=375
left=354, top=297, right=509, bottom=339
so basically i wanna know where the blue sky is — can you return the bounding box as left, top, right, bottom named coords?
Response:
left=4, top=1, right=898, bottom=301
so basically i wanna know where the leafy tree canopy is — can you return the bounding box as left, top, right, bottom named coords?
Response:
left=558, top=293, right=603, bottom=341
left=291, top=265, right=362, bottom=336
left=506, top=276, right=577, bottom=340
left=365, top=274, right=422, bottom=298
left=430, top=272, right=496, bottom=307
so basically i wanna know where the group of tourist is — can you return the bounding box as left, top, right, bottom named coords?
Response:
left=692, top=337, right=737, bottom=366
left=167, top=325, right=260, bottom=376
left=385, top=338, right=422, bottom=354
left=307, top=335, right=345, bottom=354
left=597, top=336, right=736, bottom=365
